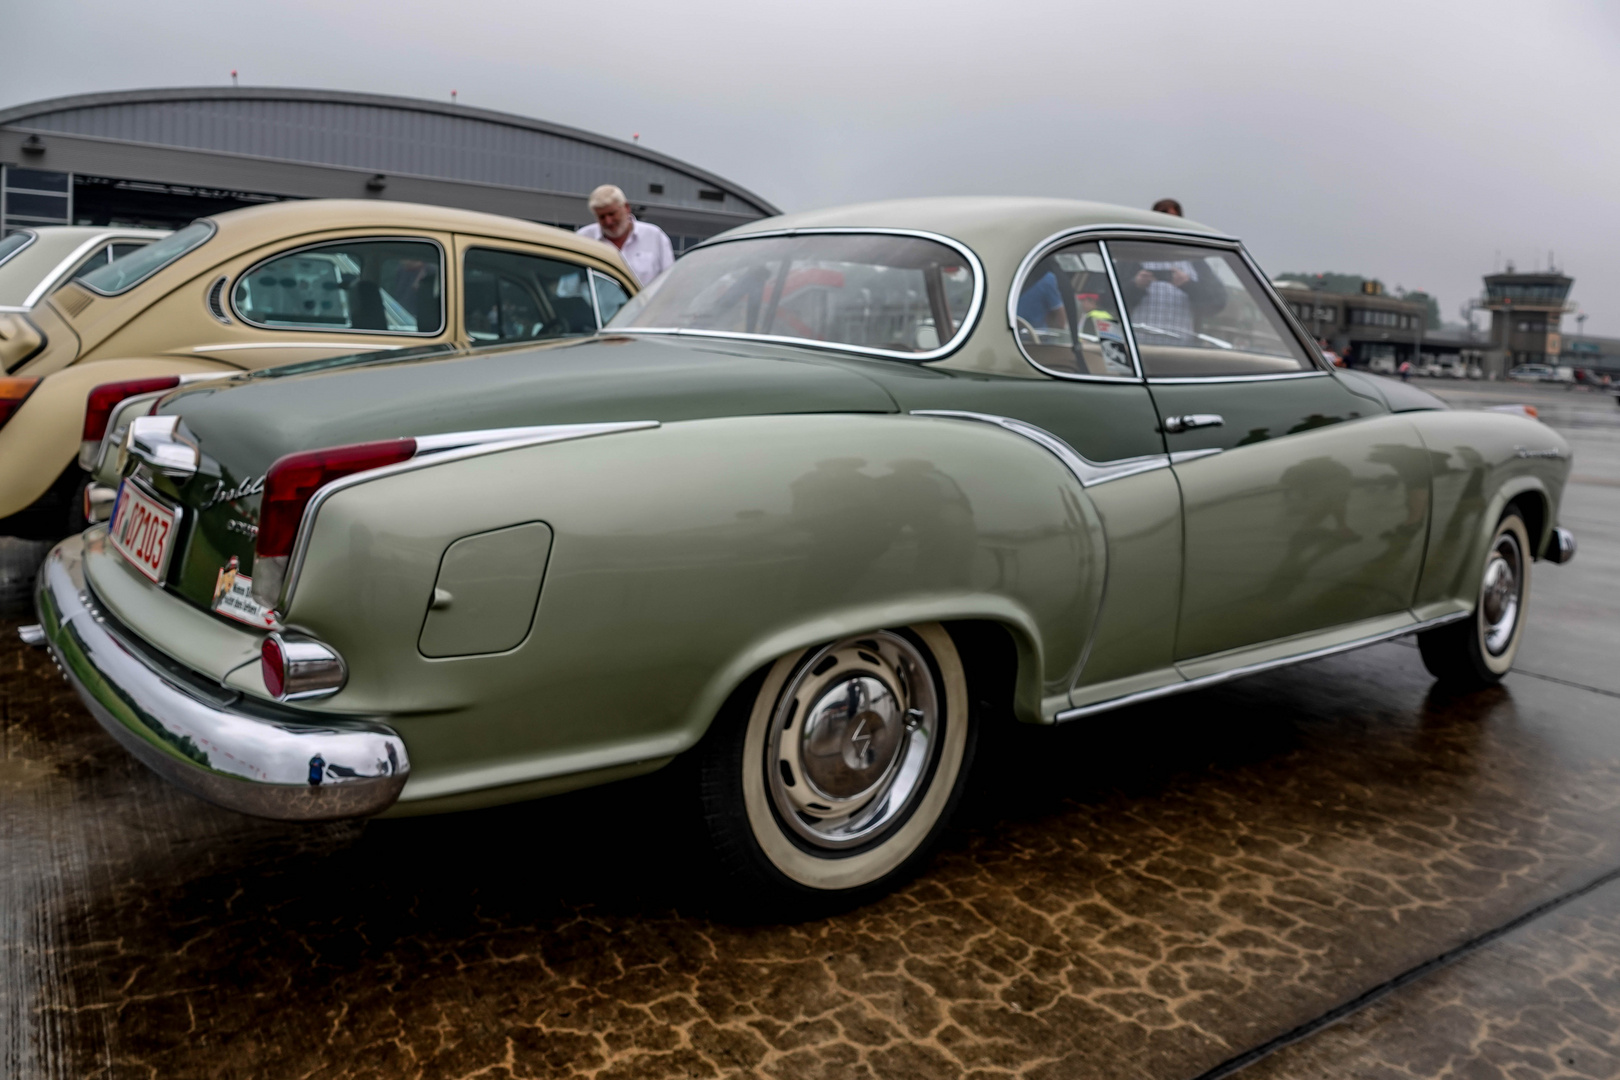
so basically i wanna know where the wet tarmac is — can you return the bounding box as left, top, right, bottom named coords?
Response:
left=3, top=378, right=1618, bottom=1079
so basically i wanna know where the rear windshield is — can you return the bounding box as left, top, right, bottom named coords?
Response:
left=0, top=230, right=37, bottom=270
left=609, top=232, right=979, bottom=358
left=77, top=221, right=216, bottom=296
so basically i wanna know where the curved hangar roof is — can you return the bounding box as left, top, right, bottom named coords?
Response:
left=0, top=87, right=777, bottom=236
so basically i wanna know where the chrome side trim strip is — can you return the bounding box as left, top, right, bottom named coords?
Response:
left=1168, top=448, right=1222, bottom=465
left=1148, top=371, right=1328, bottom=384
left=1055, top=610, right=1472, bottom=722
left=191, top=342, right=410, bottom=352
left=911, top=410, right=1168, bottom=488
left=617, top=227, right=986, bottom=364
left=280, top=420, right=660, bottom=611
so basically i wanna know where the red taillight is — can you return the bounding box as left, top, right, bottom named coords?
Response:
left=255, top=439, right=417, bottom=559
left=0, top=376, right=40, bottom=431
left=83, top=376, right=182, bottom=441
left=261, top=636, right=286, bottom=699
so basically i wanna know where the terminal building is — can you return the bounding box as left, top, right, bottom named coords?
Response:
left=0, top=86, right=778, bottom=253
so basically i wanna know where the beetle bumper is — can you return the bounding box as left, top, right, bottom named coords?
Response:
left=34, top=532, right=409, bottom=821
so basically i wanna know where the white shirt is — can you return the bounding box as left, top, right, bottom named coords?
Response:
left=577, top=217, right=675, bottom=287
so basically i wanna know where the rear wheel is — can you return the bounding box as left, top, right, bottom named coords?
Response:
left=697, top=623, right=974, bottom=915
left=1418, top=509, right=1530, bottom=689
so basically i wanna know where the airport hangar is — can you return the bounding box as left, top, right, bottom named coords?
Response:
left=0, top=86, right=778, bottom=254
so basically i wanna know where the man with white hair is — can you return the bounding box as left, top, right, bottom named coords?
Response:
left=577, top=184, right=675, bottom=286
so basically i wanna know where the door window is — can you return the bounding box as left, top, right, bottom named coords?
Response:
left=1012, top=241, right=1135, bottom=378
left=1108, top=241, right=1313, bottom=377
left=463, top=247, right=601, bottom=344
left=232, top=238, right=444, bottom=334
left=592, top=271, right=630, bottom=325
left=69, top=240, right=154, bottom=283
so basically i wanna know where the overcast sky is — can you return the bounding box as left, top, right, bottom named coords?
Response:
left=7, top=0, right=1619, bottom=334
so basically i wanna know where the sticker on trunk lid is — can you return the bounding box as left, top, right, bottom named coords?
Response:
left=211, top=556, right=280, bottom=629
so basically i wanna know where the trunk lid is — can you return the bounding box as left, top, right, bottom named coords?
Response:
left=133, top=334, right=900, bottom=618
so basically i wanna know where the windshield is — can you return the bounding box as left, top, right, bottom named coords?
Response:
left=77, top=221, right=216, bottom=296
left=609, top=232, right=979, bottom=358
left=0, top=230, right=36, bottom=270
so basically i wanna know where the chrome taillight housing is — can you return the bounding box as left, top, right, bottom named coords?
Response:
left=261, top=632, right=347, bottom=701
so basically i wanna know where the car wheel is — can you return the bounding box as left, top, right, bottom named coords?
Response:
left=697, top=623, right=975, bottom=915
left=1418, top=509, right=1530, bottom=689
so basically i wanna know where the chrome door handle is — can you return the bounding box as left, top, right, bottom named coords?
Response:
left=1163, top=413, right=1224, bottom=433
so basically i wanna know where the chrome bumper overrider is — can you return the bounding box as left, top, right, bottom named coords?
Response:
left=35, top=532, right=409, bottom=821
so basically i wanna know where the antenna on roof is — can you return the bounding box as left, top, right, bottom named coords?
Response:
left=632, top=133, right=640, bottom=142
left=451, top=90, right=458, bottom=104
left=231, top=70, right=238, bottom=87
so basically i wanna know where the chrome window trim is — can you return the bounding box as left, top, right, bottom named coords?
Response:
left=1236, top=243, right=1332, bottom=372
left=588, top=269, right=628, bottom=329
left=279, top=420, right=660, bottom=611
left=615, top=227, right=986, bottom=364
left=0, top=228, right=39, bottom=270
left=1055, top=610, right=1471, bottom=722
left=78, top=220, right=217, bottom=296
left=911, top=410, right=1169, bottom=488
left=228, top=234, right=448, bottom=338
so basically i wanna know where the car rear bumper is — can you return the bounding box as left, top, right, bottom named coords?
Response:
left=34, top=530, right=409, bottom=821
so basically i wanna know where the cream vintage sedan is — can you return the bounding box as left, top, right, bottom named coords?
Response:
left=0, top=200, right=637, bottom=562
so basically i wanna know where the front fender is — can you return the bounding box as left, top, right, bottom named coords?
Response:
left=0, top=356, right=236, bottom=519
left=1410, top=409, right=1571, bottom=615
left=282, top=412, right=1106, bottom=807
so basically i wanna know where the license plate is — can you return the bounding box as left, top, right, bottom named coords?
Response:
left=109, top=481, right=180, bottom=583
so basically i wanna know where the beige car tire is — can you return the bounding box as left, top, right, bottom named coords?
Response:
left=697, top=623, right=976, bottom=915
left=1419, top=509, right=1531, bottom=689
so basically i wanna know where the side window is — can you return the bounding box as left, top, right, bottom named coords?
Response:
left=232, top=239, right=444, bottom=334
left=464, top=247, right=599, bottom=344
left=591, top=271, right=630, bottom=325
left=1107, top=241, right=1313, bottom=377
left=1013, top=241, right=1135, bottom=378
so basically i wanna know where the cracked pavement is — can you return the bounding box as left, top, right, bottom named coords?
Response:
left=3, top=379, right=1619, bottom=1080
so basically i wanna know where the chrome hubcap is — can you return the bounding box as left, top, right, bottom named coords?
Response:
left=1481, top=532, right=1522, bottom=656
left=766, top=631, right=940, bottom=849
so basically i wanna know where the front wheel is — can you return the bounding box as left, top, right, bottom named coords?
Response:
left=697, top=623, right=975, bottom=915
left=1418, top=509, right=1530, bottom=689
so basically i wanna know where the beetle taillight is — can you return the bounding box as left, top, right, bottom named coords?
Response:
left=83, top=377, right=181, bottom=441
left=0, top=376, right=40, bottom=432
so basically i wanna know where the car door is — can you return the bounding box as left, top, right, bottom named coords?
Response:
left=456, top=237, right=635, bottom=346
left=1108, top=236, right=1433, bottom=662
left=885, top=237, right=1185, bottom=706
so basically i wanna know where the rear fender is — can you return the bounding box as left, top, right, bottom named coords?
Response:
left=282, top=412, right=1104, bottom=803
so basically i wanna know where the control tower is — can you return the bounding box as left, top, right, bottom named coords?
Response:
left=1478, top=265, right=1573, bottom=377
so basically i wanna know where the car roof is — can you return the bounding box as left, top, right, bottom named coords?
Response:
left=721, top=196, right=1231, bottom=259
left=204, top=199, right=626, bottom=270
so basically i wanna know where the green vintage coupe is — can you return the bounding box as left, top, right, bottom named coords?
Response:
left=29, top=198, right=1576, bottom=909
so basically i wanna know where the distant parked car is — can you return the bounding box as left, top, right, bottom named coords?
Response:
left=33, top=196, right=1577, bottom=912
left=1509, top=365, right=1556, bottom=382
left=0, top=200, right=637, bottom=548
left=0, top=225, right=168, bottom=312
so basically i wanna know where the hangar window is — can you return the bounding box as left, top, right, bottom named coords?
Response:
left=233, top=238, right=444, bottom=335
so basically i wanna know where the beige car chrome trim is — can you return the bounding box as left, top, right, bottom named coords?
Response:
left=911, top=409, right=1169, bottom=488
left=280, top=420, right=661, bottom=611
left=1055, top=609, right=1472, bottom=722
left=190, top=341, right=411, bottom=353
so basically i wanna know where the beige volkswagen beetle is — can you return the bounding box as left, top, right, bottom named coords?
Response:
left=0, top=199, right=637, bottom=563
